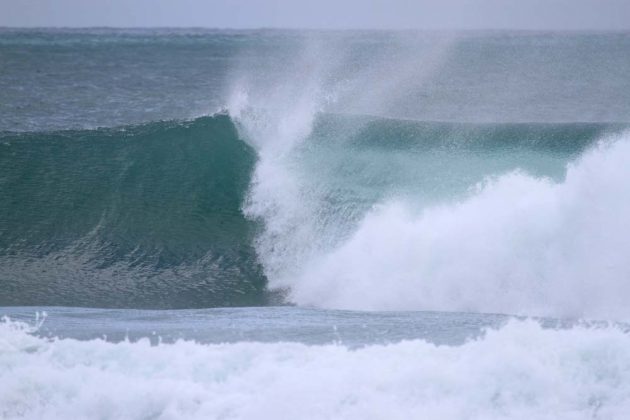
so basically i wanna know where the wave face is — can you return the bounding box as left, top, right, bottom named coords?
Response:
left=2, top=111, right=628, bottom=312
left=0, top=115, right=272, bottom=308
left=2, top=109, right=629, bottom=315
left=3, top=316, right=630, bottom=419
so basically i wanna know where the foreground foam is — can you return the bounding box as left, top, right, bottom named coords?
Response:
left=2, top=317, right=630, bottom=419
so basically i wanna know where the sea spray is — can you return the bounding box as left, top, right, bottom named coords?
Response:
left=228, top=33, right=458, bottom=293
left=228, top=36, right=339, bottom=287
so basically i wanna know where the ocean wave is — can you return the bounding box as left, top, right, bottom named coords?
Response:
left=230, top=83, right=630, bottom=318
left=1, top=112, right=627, bottom=312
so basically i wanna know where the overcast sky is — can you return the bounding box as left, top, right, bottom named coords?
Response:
left=2, top=0, right=630, bottom=30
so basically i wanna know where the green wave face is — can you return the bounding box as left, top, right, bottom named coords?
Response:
left=0, top=115, right=272, bottom=308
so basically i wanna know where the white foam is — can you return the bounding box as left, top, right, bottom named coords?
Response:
left=2, top=317, right=630, bottom=419
left=288, top=134, right=630, bottom=319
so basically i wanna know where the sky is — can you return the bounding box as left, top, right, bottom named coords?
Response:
left=1, top=0, right=630, bottom=30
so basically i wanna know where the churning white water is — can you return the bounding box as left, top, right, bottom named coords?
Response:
left=2, top=316, right=630, bottom=420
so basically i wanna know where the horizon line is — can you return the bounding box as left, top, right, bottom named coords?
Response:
left=2, top=26, right=630, bottom=33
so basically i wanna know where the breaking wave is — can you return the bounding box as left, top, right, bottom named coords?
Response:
left=2, top=109, right=629, bottom=318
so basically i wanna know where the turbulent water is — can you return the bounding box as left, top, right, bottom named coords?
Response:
left=2, top=29, right=630, bottom=419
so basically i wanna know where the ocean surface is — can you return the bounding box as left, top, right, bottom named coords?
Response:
left=2, top=28, right=630, bottom=419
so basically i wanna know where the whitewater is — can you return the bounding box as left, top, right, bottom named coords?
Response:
left=3, top=313, right=630, bottom=420
left=2, top=29, right=630, bottom=419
